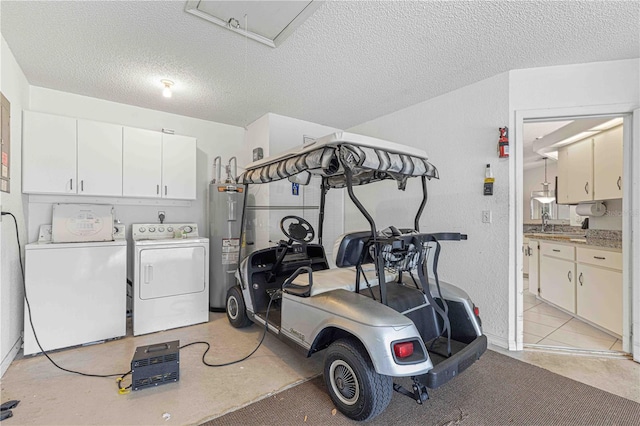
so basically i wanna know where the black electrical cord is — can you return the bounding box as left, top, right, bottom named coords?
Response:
left=179, top=293, right=277, bottom=367
left=1, top=211, right=131, bottom=379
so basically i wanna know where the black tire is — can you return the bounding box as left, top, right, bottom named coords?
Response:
left=226, top=286, right=252, bottom=328
left=323, top=338, right=393, bottom=421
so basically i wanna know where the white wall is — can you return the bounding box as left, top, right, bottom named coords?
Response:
left=0, top=36, right=30, bottom=376
left=349, top=72, right=511, bottom=346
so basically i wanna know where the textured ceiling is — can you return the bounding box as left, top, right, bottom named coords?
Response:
left=2, top=1, right=639, bottom=129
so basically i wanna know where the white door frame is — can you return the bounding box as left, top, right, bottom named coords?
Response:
left=510, top=103, right=639, bottom=360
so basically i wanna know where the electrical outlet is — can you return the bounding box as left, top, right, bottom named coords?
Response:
left=482, top=210, right=492, bottom=223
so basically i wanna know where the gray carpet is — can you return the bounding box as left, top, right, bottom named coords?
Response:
left=204, top=350, right=640, bottom=425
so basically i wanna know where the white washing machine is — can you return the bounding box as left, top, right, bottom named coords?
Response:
left=132, top=223, right=209, bottom=336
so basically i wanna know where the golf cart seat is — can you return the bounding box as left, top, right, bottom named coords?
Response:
left=285, top=232, right=396, bottom=297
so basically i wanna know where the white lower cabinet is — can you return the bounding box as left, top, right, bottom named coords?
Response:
left=576, top=264, right=622, bottom=335
left=576, top=246, right=623, bottom=336
left=528, top=240, right=539, bottom=296
left=534, top=240, right=623, bottom=336
left=539, top=254, right=576, bottom=313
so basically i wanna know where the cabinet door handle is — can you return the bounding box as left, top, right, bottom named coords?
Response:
left=157, top=184, right=160, bottom=195
left=594, top=256, right=606, bottom=260
left=165, top=185, right=167, bottom=196
left=584, top=182, right=589, bottom=194
left=567, top=271, right=572, bottom=282
left=617, top=176, right=622, bottom=190
left=578, top=272, right=583, bottom=286
left=81, top=180, right=84, bottom=192
left=553, top=249, right=561, bottom=252
left=70, top=178, right=73, bottom=190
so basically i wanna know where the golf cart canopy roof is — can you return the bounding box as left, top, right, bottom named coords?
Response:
left=239, top=132, right=439, bottom=189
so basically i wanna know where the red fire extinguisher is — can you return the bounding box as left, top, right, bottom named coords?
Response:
left=498, top=127, right=509, bottom=158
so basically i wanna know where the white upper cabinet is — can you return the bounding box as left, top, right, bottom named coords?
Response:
left=593, top=125, right=623, bottom=201
left=557, top=124, right=623, bottom=204
left=162, top=134, right=196, bottom=200
left=565, top=138, right=593, bottom=204
left=122, top=127, right=163, bottom=198
left=77, top=120, right=123, bottom=196
left=23, top=111, right=77, bottom=194
left=23, top=112, right=197, bottom=200
left=556, top=147, right=570, bottom=204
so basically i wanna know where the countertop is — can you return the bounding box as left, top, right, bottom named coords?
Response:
left=524, top=233, right=622, bottom=250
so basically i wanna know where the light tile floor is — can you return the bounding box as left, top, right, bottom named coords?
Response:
left=523, top=277, right=623, bottom=351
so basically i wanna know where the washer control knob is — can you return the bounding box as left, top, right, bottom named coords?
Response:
left=138, top=227, right=146, bottom=233
left=149, top=227, right=156, bottom=232
left=158, top=227, right=165, bottom=232
left=167, top=227, right=174, bottom=232
left=183, top=225, right=193, bottom=233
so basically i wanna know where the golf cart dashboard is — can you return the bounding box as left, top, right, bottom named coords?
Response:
left=250, top=243, right=328, bottom=273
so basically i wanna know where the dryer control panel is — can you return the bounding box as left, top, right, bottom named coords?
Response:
left=132, top=223, right=199, bottom=240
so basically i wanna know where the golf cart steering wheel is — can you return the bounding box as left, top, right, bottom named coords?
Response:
left=280, top=215, right=315, bottom=243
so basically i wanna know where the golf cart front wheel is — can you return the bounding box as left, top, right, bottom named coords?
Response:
left=323, top=338, right=392, bottom=421
left=226, top=286, right=252, bottom=328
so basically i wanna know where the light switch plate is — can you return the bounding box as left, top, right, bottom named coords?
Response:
left=482, top=210, right=492, bottom=223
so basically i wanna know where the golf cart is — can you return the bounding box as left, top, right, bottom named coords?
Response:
left=226, top=132, right=487, bottom=421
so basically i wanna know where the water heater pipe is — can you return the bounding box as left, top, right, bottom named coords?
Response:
left=227, top=157, right=238, bottom=184
left=212, top=156, right=222, bottom=184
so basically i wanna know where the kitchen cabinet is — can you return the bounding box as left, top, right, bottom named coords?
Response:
left=556, top=147, right=570, bottom=204
left=532, top=237, right=623, bottom=336
left=22, top=111, right=77, bottom=194
left=23, top=112, right=123, bottom=196
left=23, top=111, right=196, bottom=200
left=523, top=239, right=530, bottom=276
left=77, top=119, right=123, bottom=196
left=565, top=138, right=593, bottom=204
left=557, top=125, right=623, bottom=204
left=576, top=247, right=622, bottom=335
left=527, top=239, right=540, bottom=296
left=122, top=127, right=163, bottom=198
left=593, top=125, right=623, bottom=200
left=122, top=128, right=197, bottom=200
left=539, top=242, right=576, bottom=313
left=161, top=133, right=196, bottom=200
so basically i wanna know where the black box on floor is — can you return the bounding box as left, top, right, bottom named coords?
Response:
left=131, top=340, right=180, bottom=391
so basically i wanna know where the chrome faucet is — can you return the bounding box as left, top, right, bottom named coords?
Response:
left=541, top=211, right=550, bottom=233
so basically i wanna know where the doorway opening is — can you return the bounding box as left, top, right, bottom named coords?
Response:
left=521, top=115, right=627, bottom=354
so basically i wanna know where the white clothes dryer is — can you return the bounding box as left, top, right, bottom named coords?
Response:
left=132, top=223, right=209, bottom=336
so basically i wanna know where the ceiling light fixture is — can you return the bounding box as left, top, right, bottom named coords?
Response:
left=161, top=80, right=174, bottom=98
left=531, top=158, right=556, bottom=204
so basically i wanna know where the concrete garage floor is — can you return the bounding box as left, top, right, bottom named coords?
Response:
left=2, top=315, right=639, bottom=425
left=1, top=313, right=323, bottom=425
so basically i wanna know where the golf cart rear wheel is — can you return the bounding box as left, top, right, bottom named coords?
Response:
left=226, top=286, right=252, bottom=328
left=323, top=338, right=392, bottom=421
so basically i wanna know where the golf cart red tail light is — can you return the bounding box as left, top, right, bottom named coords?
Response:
left=393, top=342, right=414, bottom=358
left=474, top=306, right=480, bottom=317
